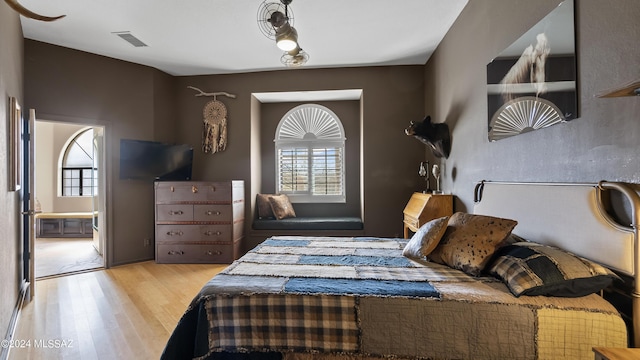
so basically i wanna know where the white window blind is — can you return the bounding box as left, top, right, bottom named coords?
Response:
left=278, top=148, right=309, bottom=192
left=275, top=105, right=346, bottom=203
left=311, top=147, right=343, bottom=195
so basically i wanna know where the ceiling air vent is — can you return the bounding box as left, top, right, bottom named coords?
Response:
left=113, top=31, right=148, bottom=47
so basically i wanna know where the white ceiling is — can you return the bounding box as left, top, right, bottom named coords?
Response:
left=17, top=0, right=468, bottom=76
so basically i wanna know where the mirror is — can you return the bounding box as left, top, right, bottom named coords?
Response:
left=486, top=0, right=576, bottom=141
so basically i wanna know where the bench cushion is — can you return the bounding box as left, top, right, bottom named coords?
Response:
left=252, top=217, right=363, bottom=231
left=36, top=212, right=94, bottom=219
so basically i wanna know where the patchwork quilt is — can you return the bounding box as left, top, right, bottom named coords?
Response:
left=162, top=236, right=627, bottom=360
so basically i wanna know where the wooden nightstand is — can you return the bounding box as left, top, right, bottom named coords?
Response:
left=593, top=347, right=640, bottom=359
left=402, top=192, right=453, bottom=238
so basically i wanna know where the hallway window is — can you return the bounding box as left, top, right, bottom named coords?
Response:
left=275, top=104, right=346, bottom=203
left=62, top=128, right=97, bottom=196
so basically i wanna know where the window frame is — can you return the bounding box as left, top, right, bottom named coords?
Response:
left=274, top=104, right=346, bottom=203
left=61, top=128, right=97, bottom=197
left=61, top=166, right=97, bottom=197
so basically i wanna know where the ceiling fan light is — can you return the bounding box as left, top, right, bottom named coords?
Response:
left=287, top=46, right=301, bottom=56
left=277, top=39, right=298, bottom=51
left=276, top=23, right=298, bottom=51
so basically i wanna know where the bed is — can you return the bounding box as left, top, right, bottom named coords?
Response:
left=161, top=181, right=640, bottom=360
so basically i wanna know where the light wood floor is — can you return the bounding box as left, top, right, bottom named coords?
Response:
left=36, top=237, right=104, bottom=279
left=9, top=261, right=227, bottom=360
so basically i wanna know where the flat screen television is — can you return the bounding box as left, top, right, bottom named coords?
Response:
left=119, top=139, right=193, bottom=181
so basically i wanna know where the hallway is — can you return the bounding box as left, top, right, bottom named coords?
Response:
left=35, top=238, right=103, bottom=279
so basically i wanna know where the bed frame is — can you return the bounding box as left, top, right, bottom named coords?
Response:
left=473, top=180, right=640, bottom=347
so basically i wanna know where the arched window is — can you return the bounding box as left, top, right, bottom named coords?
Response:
left=275, top=104, right=346, bottom=203
left=62, top=128, right=97, bottom=196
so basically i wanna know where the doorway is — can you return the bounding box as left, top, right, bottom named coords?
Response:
left=34, top=121, right=107, bottom=279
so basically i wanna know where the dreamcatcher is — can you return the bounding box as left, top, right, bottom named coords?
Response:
left=188, top=86, right=237, bottom=154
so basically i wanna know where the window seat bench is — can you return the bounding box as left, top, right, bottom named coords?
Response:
left=252, top=216, right=364, bottom=231
left=248, top=217, right=365, bottom=252
left=36, top=212, right=94, bottom=238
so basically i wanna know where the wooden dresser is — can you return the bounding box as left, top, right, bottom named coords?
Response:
left=592, top=347, right=640, bottom=359
left=403, top=192, right=453, bottom=238
left=154, top=180, right=244, bottom=264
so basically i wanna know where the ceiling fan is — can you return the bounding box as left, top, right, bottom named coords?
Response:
left=256, top=0, right=294, bottom=40
left=281, top=47, right=309, bottom=67
left=257, top=0, right=309, bottom=67
left=4, top=0, right=65, bottom=21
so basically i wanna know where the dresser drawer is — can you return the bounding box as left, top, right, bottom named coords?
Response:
left=403, top=215, right=420, bottom=230
left=155, top=182, right=210, bottom=203
left=165, top=182, right=232, bottom=202
left=156, top=224, right=200, bottom=242
left=156, top=244, right=234, bottom=263
left=193, top=204, right=232, bottom=222
left=201, top=182, right=232, bottom=202
left=156, top=204, right=193, bottom=222
left=156, top=224, right=233, bottom=243
left=156, top=182, right=234, bottom=203
left=198, top=224, right=233, bottom=242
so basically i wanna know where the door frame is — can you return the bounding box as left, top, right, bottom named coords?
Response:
left=30, top=114, right=113, bottom=270
left=22, top=109, right=37, bottom=299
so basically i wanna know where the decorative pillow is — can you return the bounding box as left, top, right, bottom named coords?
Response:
left=256, top=194, right=276, bottom=219
left=488, top=242, right=620, bottom=297
left=504, top=233, right=527, bottom=245
left=402, top=216, right=450, bottom=260
left=268, top=194, right=297, bottom=220
left=428, top=212, right=517, bottom=276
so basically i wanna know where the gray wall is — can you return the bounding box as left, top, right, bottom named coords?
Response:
left=176, top=67, right=426, bottom=250
left=425, top=0, right=640, bottom=212
left=0, top=0, right=23, bottom=350
left=8, top=0, right=640, bottom=341
left=25, top=40, right=178, bottom=266
left=23, top=0, right=638, bottom=266
left=25, top=41, right=426, bottom=262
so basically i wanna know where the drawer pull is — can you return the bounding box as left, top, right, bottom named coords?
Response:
left=192, top=186, right=198, bottom=193
left=206, top=250, right=222, bottom=256
left=205, top=210, right=222, bottom=216
left=170, top=186, right=175, bottom=192
left=168, top=250, right=185, bottom=255
left=169, top=210, right=184, bottom=215
left=204, top=230, right=223, bottom=236
left=166, top=231, right=184, bottom=236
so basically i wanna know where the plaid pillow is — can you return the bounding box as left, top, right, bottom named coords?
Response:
left=488, top=242, right=620, bottom=297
